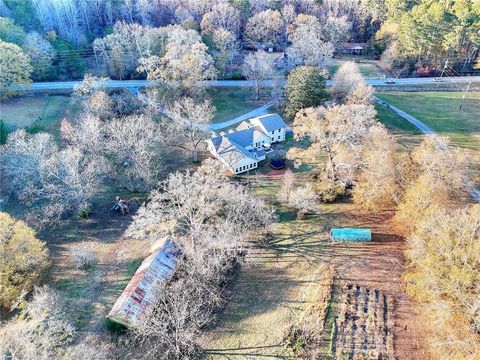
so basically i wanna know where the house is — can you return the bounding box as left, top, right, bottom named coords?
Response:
left=107, top=238, right=180, bottom=327
left=207, top=113, right=287, bottom=175
left=340, top=43, right=367, bottom=55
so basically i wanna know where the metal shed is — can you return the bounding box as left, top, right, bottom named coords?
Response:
left=107, top=238, right=180, bottom=327
left=330, top=228, right=372, bottom=242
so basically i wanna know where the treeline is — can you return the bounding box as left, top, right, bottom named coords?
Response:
left=369, top=0, right=480, bottom=75
left=0, top=0, right=383, bottom=88
left=1, top=0, right=479, bottom=88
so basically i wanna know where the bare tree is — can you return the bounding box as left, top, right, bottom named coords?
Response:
left=244, top=9, right=286, bottom=50
left=137, top=25, right=216, bottom=94
left=127, top=159, right=273, bottom=252
left=0, top=286, right=75, bottom=360
left=22, top=32, right=56, bottom=80
left=200, top=2, right=241, bottom=38
left=353, top=125, right=400, bottom=210
left=286, top=14, right=334, bottom=69
left=330, top=61, right=375, bottom=105
left=1, top=130, right=107, bottom=226
left=321, top=16, right=351, bottom=50
left=288, top=183, right=318, bottom=219
left=242, top=50, right=274, bottom=99
left=212, top=28, right=240, bottom=77
left=288, top=104, right=377, bottom=194
left=163, top=97, right=215, bottom=162
left=103, top=114, right=164, bottom=191
left=279, top=168, right=295, bottom=203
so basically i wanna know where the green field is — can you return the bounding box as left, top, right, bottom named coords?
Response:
left=208, top=87, right=265, bottom=122
left=0, top=95, right=81, bottom=140
left=375, top=103, right=423, bottom=135
left=376, top=91, right=480, bottom=149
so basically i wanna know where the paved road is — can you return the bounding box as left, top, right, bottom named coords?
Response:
left=375, top=96, right=480, bottom=202
left=9, top=76, right=480, bottom=92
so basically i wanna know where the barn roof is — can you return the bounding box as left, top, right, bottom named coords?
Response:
left=107, top=238, right=180, bottom=327
left=330, top=228, right=372, bottom=242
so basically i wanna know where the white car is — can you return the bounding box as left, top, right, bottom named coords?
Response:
left=433, top=77, right=443, bottom=82
left=384, top=78, right=396, bottom=84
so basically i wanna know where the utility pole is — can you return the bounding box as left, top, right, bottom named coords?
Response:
left=437, top=59, right=448, bottom=87
left=459, top=81, right=471, bottom=110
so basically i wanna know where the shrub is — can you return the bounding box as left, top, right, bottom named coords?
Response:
left=0, top=213, right=50, bottom=310
left=71, top=244, right=96, bottom=270
left=78, top=205, right=92, bottom=219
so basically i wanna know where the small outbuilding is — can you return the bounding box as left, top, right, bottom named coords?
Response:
left=107, top=238, right=180, bottom=327
left=330, top=228, right=372, bottom=242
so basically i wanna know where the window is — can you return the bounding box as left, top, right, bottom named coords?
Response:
left=278, top=135, right=281, bottom=140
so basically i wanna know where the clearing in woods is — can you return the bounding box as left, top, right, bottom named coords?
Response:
left=201, top=170, right=430, bottom=359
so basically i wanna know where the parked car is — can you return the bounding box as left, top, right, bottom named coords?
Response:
left=384, top=78, right=396, bottom=84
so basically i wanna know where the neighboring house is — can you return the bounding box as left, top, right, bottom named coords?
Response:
left=340, top=43, right=367, bottom=55
left=207, top=113, right=287, bottom=175
left=107, top=238, right=180, bottom=327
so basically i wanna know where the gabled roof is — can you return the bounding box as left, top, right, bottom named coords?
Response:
left=107, top=238, right=180, bottom=327
left=341, top=42, right=366, bottom=50
left=236, top=120, right=253, bottom=131
left=211, top=135, right=256, bottom=168
left=225, top=127, right=268, bottom=147
left=253, top=114, right=287, bottom=132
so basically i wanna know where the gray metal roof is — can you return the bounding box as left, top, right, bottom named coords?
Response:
left=254, top=114, right=287, bottom=132
left=226, top=127, right=266, bottom=147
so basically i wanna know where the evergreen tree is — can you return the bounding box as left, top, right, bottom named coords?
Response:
left=284, top=66, right=328, bottom=120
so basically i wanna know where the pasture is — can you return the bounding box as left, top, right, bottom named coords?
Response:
left=376, top=91, right=480, bottom=149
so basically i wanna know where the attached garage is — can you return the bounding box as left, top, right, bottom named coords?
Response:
left=330, top=228, right=372, bottom=242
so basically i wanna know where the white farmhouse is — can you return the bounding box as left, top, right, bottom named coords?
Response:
left=207, top=113, right=287, bottom=175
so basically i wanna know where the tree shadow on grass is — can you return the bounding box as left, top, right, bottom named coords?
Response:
left=204, top=343, right=286, bottom=359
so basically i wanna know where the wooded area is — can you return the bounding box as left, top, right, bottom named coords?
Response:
left=1, top=1, right=479, bottom=359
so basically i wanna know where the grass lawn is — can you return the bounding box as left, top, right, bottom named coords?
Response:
left=208, top=87, right=265, bottom=123
left=375, top=91, right=480, bottom=149
left=326, top=58, right=383, bottom=79
left=375, top=103, right=422, bottom=135
left=0, top=95, right=81, bottom=140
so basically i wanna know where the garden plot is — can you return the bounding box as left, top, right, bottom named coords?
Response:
left=332, top=284, right=395, bottom=359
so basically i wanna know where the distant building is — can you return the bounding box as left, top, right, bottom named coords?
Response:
left=107, top=238, right=179, bottom=327
left=207, top=113, right=287, bottom=175
left=340, top=43, right=367, bottom=55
